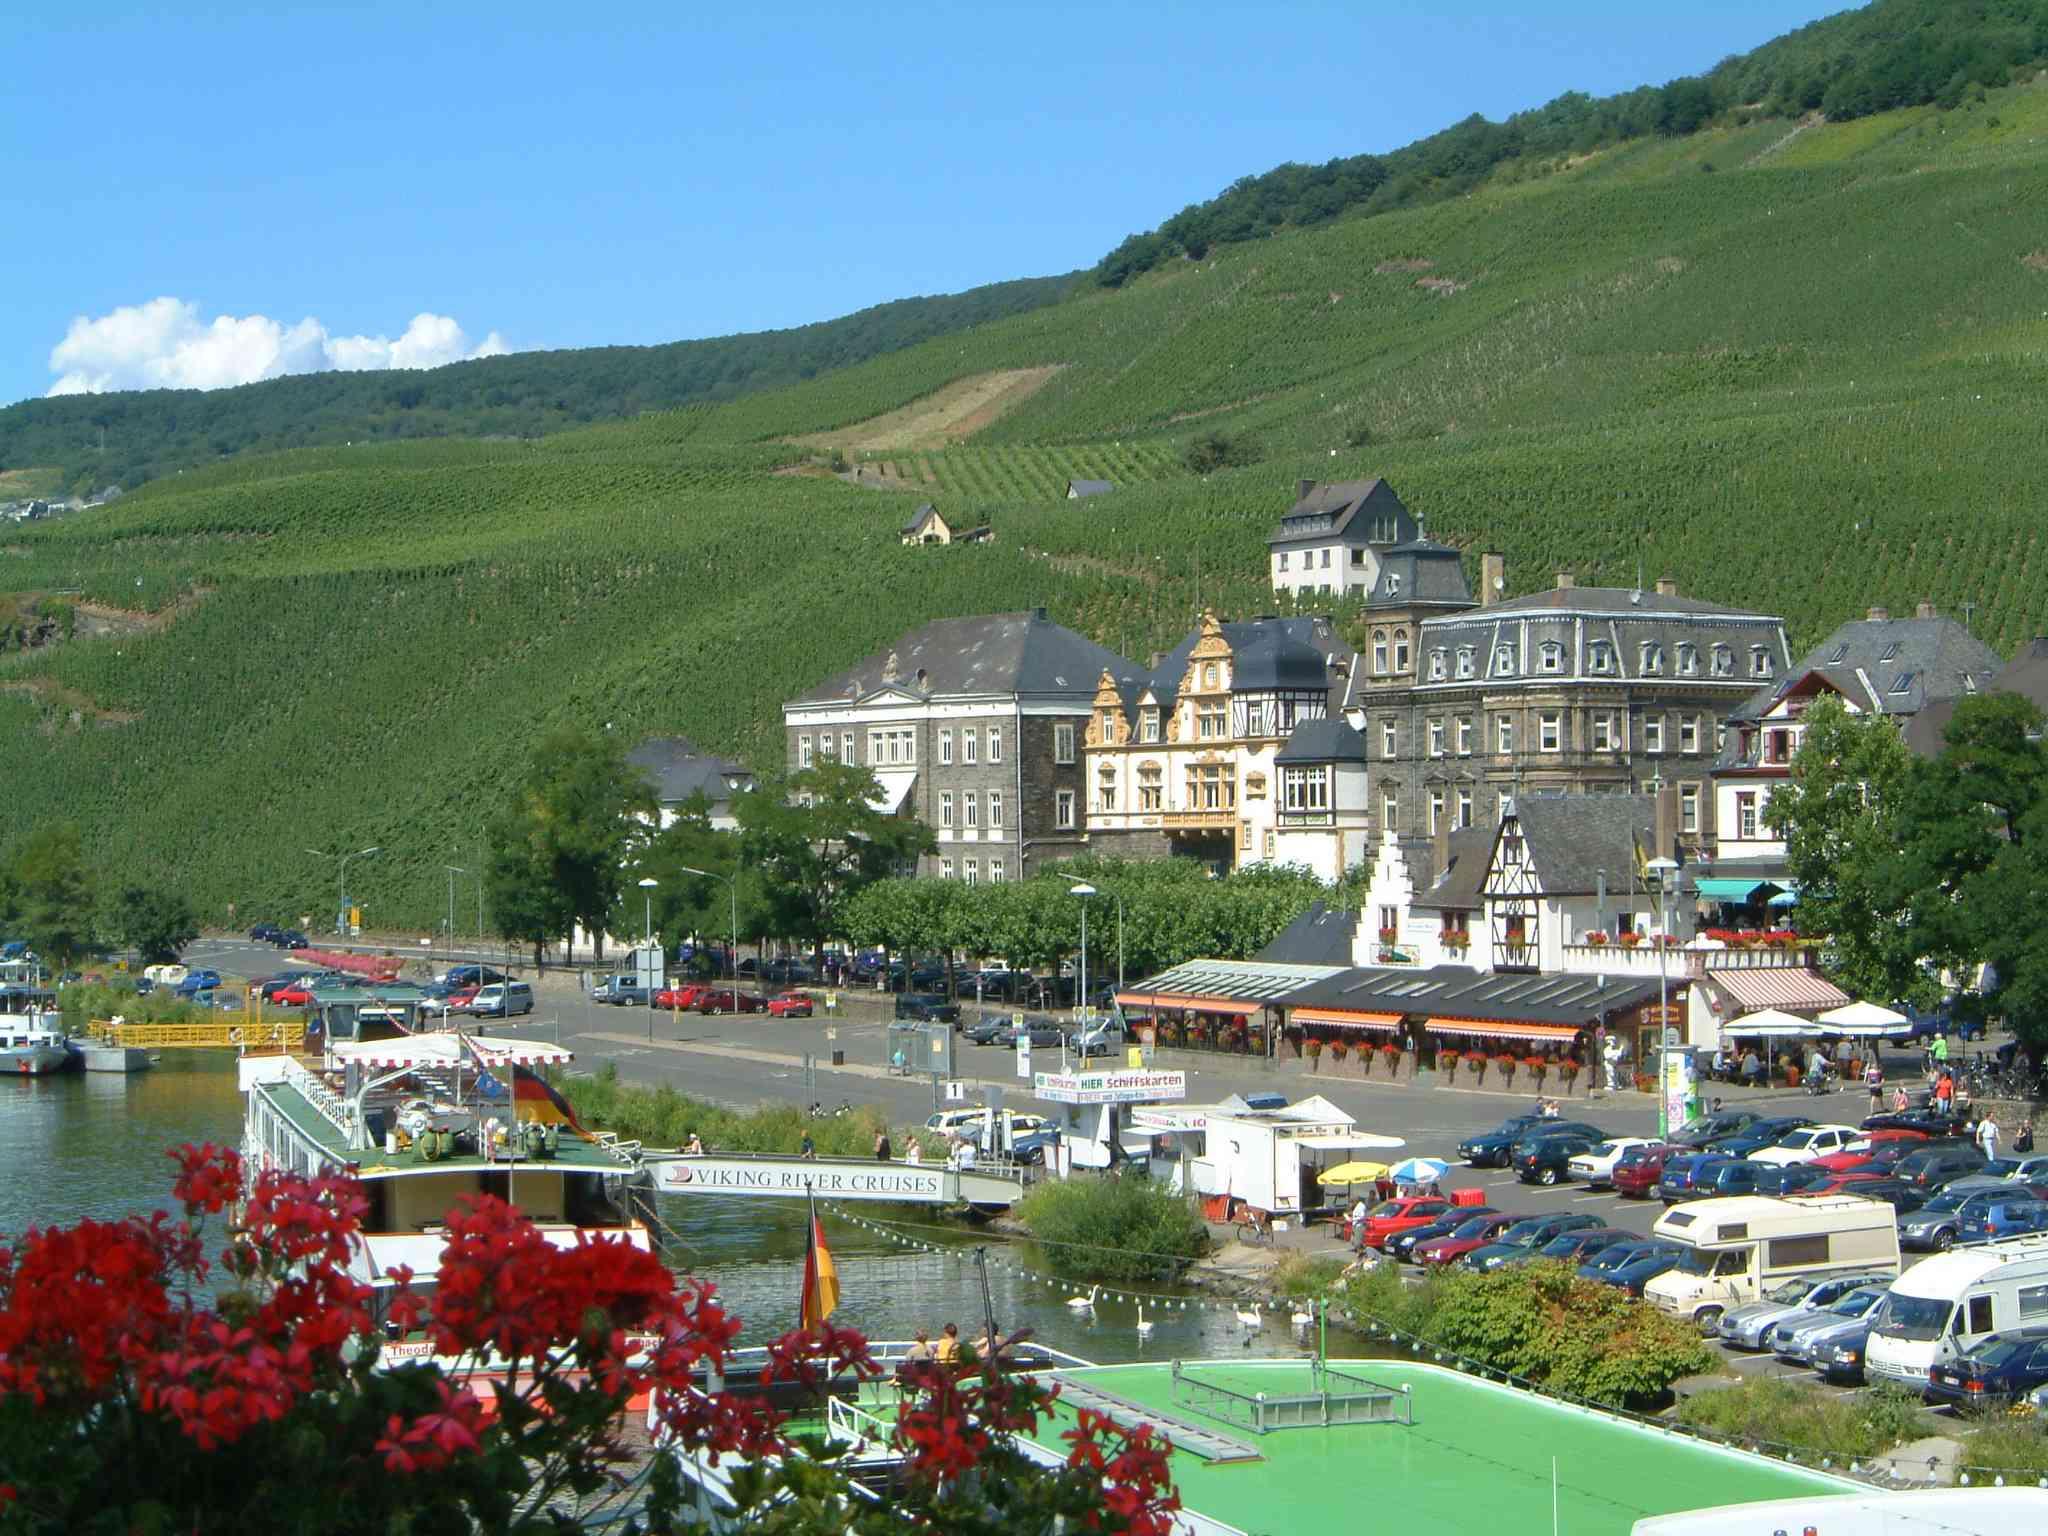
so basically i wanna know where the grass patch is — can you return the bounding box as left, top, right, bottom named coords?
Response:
left=557, top=1061, right=945, bottom=1159
left=1014, top=1174, right=1209, bottom=1284
left=1270, top=1252, right=1348, bottom=1300
left=1676, top=1376, right=1928, bottom=1460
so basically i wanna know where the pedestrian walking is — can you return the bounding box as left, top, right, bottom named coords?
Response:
left=1978, top=1116, right=2001, bottom=1161
left=1865, top=1059, right=1884, bottom=1115
left=875, top=1128, right=893, bottom=1162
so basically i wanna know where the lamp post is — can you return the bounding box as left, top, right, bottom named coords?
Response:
left=638, top=877, right=659, bottom=1039
left=679, top=866, right=739, bottom=1015
left=307, top=845, right=380, bottom=937
left=1646, top=856, right=1678, bottom=1138
left=1070, top=883, right=1096, bottom=1039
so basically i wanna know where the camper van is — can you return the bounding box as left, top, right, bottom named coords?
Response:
left=1864, top=1236, right=2048, bottom=1391
left=1645, top=1196, right=1901, bottom=1330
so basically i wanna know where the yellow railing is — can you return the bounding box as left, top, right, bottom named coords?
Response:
left=96, top=1017, right=307, bottom=1051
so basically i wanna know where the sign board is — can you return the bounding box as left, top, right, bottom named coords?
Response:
left=1034, top=1068, right=1188, bottom=1105
left=652, top=1157, right=947, bottom=1203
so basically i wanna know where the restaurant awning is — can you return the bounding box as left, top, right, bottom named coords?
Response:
left=1695, top=877, right=1781, bottom=901
left=867, top=769, right=916, bottom=816
left=1425, top=1018, right=1582, bottom=1044
left=1706, top=966, right=1849, bottom=1014
left=1117, top=993, right=1259, bottom=1015
left=1288, top=1008, right=1403, bottom=1031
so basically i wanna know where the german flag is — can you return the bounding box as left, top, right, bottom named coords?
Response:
left=510, top=1064, right=583, bottom=1130
left=800, top=1192, right=839, bottom=1332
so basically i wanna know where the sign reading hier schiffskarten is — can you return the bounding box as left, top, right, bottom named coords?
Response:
left=651, top=1157, right=947, bottom=1202
left=1033, top=1069, right=1187, bottom=1105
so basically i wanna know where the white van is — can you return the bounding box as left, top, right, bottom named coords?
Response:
left=1645, top=1195, right=1901, bottom=1330
left=1864, top=1236, right=2048, bottom=1390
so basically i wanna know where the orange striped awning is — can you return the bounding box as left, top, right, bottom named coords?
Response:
left=1425, top=1018, right=1583, bottom=1044
left=1289, top=1009, right=1403, bottom=1032
left=1116, top=993, right=1260, bottom=1015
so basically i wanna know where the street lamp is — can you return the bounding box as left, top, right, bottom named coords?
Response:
left=679, top=866, right=739, bottom=1014
left=638, top=877, right=659, bottom=1039
left=307, top=845, right=380, bottom=937
left=1646, top=856, right=1680, bottom=1137
left=1070, top=883, right=1096, bottom=1033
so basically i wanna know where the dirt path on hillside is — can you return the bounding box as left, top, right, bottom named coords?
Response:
left=795, top=366, right=1065, bottom=453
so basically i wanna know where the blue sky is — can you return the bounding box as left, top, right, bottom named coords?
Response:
left=2, top=1, right=1849, bottom=405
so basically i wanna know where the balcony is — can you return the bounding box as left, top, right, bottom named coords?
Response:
left=1161, top=809, right=1237, bottom=832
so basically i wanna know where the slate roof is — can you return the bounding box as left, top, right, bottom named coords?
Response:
left=628, top=737, right=754, bottom=806
left=1409, top=827, right=1494, bottom=911
left=1267, top=478, right=1418, bottom=548
left=1280, top=964, right=1659, bottom=1027
left=1255, top=901, right=1359, bottom=967
left=1275, top=717, right=1365, bottom=764
left=789, top=610, right=1140, bottom=706
left=1510, top=795, right=1658, bottom=897
left=1066, top=478, right=1114, bottom=498
left=1363, top=537, right=1474, bottom=611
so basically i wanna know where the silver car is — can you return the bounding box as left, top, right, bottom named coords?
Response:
left=1718, top=1273, right=1886, bottom=1350
left=1770, top=1285, right=1890, bottom=1361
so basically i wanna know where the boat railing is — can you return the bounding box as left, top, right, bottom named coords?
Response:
left=282, top=1056, right=356, bottom=1140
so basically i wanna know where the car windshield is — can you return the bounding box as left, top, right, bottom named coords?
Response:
left=1877, top=1294, right=1952, bottom=1341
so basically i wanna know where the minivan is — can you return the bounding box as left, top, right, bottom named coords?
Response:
left=467, top=981, right=534, bottom=1018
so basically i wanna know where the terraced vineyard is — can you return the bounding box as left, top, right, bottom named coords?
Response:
left=4, top=80, right=2048, bottom=924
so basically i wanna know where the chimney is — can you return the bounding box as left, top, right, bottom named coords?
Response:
left=1915, top=599, right=1937, bottom=620
left=1297, top=478, right=1316, bottom=501
left=1655, top=574, right=1678, bottom=597
left=1480, top=551, right=1505, bottom=607
left=1866, top=606, right=1890, bottom=622
left=1555, top=570, right=1576, bottom=590
left=1654, top=783, right=1678, bottom=863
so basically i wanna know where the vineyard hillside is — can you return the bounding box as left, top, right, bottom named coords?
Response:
left=4, top=80, right=2048, bottom=926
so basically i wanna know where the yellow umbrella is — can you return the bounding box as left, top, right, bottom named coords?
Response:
left=1317, top=1161, right=1391, bottom=1186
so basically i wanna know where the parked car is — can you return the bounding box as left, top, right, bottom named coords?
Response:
left=1387, top=1207, right=1499, bottom=1263
left=698, top=989, right=767, bottom=1016
left=463, top=981, right=534, bottom=1018
left=1926, top=1327, right=2048, bottom=1408
left=1612, top=1144, right=1683, bottom=1199
left=1413, top=1212, right=1523, bottom=1268
left=1770, top=1284, right=1892, bottom=1362
left=1566, top=1137, right=1663, bottom=1188
left=1457, top=1114, right=1549, bottom=1167
left=1462, top=1213, right=1604, bottom=1271
left=1957, top=1198, right=2048, bottom=1244
left=1667, top=1108, right=1761, bottom=1148
left=1899, top=1187, right=2041, bottom=1251
left=894, top=993, right=960, bottom=1025
left=766, top=992, right=814, bottom=1018
left=1583, top=1240, right=1686, bottom=1296
left=1720, top=1272, right=1893, bottom=1352
left=1893, top=1144, right=1989, bottom=1192
left=1516, top=1132, right=1604, bottom=1185
left=1746, top=1124, right=1861, bottom=1167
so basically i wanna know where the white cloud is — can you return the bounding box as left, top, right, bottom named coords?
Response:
left=46, top=298, right=514, bottom=395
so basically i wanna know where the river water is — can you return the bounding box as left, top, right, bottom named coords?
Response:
left=0, top=1059, right=1331, bottom=1362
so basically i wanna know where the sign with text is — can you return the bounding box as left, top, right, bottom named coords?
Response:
left=651, top=1157, right=948, bottom=1203
left=1034, top=1068, right=1188, bottom=1105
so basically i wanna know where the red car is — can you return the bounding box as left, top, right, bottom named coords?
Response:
left=1356, top=1196, right=1452, bottom=1250
left=698, top=989, right=767, bottom=1016
left=766, top=992, right=814, bottom=1018
left=1413, top=1211, right=1521, bottom=1266
left=1611, top=1144, right=1682, bottom=1199
left=655, top=983, right=713, bottom=1010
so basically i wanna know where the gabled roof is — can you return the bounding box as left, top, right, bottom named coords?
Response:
left=1267, top=478, right=1417, bottom=548
left=628, top=736, right=753, bottom=805
left=1255, top=901, right=1359, bottom=966
left=789, top=610, right=1139, bottom=706
left=1275, top=717, right=1364, bottom=763
left=1066, top=478, right=1114, bottom=498
left=1507, top=795, right=1658, bottom=898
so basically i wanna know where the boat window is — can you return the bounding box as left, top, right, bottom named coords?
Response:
left=1878, top=1295, right=1951, bottom=1341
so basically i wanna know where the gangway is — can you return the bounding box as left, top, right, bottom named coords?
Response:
left=645, top=1151, right=1027, bottom=1208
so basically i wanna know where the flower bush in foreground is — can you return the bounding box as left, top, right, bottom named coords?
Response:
left=0, top=1144, right=1179, bottom=1536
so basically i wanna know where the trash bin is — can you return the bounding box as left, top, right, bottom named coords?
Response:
left=831, top=1050, right=845, bottom=1067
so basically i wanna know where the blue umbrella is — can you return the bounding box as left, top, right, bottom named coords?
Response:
left=1390, top=1157, right=1449, bottom=1185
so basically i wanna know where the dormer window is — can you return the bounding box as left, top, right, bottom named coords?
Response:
left=1749, top=645, right=1772, bottom=679
left=1640, top=641, right=1664, bottom=675
left=1455, top=646, right=1475, bottom=679
left=1677, top=643, right=1699, bottom=676
left=1538, top=641, right=1563, bottom=674
left=1428, top=648, right=1448, bottom=681
left=1492, top=644, right=1516, bottom=676
left=1711, top=643, right=1734, bottom=677
left=1589, top=641, right=1615, bottom=675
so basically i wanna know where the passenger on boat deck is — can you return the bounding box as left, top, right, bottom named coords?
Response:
left=933, top=1323, right=961, bottom=1365
left=685, top=1131, right=705, bottom=1155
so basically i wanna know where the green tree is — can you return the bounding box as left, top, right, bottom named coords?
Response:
left=736, top=762, right=935, bottom=951
left=484, top=730, right=655, bottom=964
left=104, top=885, right=200, bottom=964
left=1763, top=697, right=1925, bottom=1005
left=9, top=821, right=97, bottom=970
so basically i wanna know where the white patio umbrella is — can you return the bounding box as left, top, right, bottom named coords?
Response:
left=1816, top=1001, right=1912, bottom=1039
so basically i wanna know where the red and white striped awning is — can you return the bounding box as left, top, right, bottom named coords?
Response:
left=1425, top=1018, right=1582, bottom=1044
left=1705, top=967, right=1849, bottom=1015
left=330, top=1033, right=574, bottom=1071
left=1289, top=1009, right=1403, bottom=1032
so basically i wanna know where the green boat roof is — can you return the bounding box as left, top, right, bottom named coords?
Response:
left=257, top=1076, right=626, bottom=1177
left=1017, top=1360, right=1849, bottom=1536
